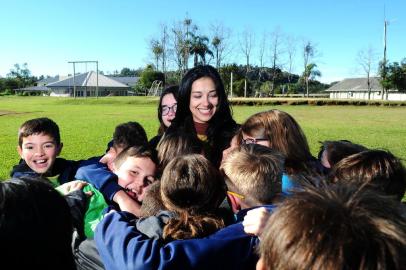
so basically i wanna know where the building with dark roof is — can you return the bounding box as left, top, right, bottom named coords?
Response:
left=107, top=76, right=139, bottom=87
left=325, top=77, right=406, bottom=101
left=46, top=71, right=131, bottom=97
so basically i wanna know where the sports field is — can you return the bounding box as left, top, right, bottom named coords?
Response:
left=1, top=96, right=405, bottom=180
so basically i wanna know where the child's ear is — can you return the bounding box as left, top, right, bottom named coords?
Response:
left=227, top=193, right=242, bottom=214
left=256, top=257, right=266, bottom=270
left=17, top=146, right=23, bottom=158
left=56, top=143, right=63, bottom=156
left=110, top=161, right=117, bottom=173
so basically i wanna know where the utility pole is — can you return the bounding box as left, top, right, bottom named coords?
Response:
left=68, top=60, right=99, bottom=98
left=230, top=72, right=233, bottom=98
left=382, top=19, right=388, bottom=100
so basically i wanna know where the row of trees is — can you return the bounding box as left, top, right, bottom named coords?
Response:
left=0, top=63, right=38, bottom=94
left=146, top=16, right=323, bottom=97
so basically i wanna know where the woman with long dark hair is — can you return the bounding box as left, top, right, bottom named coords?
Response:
left=166, top=65, right=238, bottom=167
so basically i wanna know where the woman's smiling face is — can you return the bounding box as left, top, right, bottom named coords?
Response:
left=189, top=77, right=219, bottom=124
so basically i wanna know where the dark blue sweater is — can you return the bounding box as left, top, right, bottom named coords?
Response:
left=95, top=205, right=276, bottom=270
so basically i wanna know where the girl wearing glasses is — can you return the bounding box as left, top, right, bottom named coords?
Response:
left=166, top=65, right=238, bottom=168
left=149, top=85, right=178, bottom=149
left=240, top=110, right=323, bottom=192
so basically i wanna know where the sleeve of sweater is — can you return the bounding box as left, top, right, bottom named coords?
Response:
left=95, top=211, right=258, bottom=270
left=75, top=157, right=121, bottom=201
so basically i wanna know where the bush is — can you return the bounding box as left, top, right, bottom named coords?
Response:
left=228, top=98, right=406, bottom=107
left=136, top=66, right=165, bottom=95
left=1, top=89, right=14, bottom=96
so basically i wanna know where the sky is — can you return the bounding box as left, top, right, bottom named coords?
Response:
left=0, top=0, right=404, bottom=83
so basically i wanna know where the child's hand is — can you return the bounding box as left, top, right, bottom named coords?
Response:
left=113, top=190, right=141, bottom=217
left=59, top=180, right=92, bottom=196
left=242, top=207, right=270, bottom=238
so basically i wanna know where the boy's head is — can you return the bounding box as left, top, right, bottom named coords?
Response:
left=330, top=149, right=406, bottom=201
left=112, top=121, right=148, bottom=151
left=112, top=146, right=158, bottom=203
left=17, top=118, right=62, bottom=174
left=256, top=184, right=406, bottom=270
left=0, top=177, right=75, bottom=269
left=101, top=121, right=148, bottom=168
left=221, top=144, right=284, bottom=212
left=318, top=140, right=367, bottom=169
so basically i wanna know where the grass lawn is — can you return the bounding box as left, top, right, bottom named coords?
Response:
left=1, top=96, right=406, bottom=181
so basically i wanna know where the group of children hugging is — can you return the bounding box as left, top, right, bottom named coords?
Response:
left=1, top=65, right=406, bottom=270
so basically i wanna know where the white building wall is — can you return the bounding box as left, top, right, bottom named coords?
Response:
left=329, top=91, right=406, bottom=101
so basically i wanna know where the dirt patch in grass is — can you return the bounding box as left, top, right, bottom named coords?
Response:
left=0, top=110, right=31, bottom=116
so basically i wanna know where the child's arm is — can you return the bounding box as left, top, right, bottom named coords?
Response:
left=75, top=158, right=121, bottom=200
left=95, top=211, right=257, bottom=270
left=113, top=190, right=141, bottom=217
left=242, top=207, right=271, bottom=238
left=75, top=159, right=141, bottom=216
left=57, top=180, right=93, bottom=240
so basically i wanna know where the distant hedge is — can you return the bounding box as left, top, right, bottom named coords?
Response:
left=229, top=98, right=406, bottom=107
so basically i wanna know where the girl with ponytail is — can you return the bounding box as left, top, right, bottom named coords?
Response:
left=136, top=154, right=226, bottom=241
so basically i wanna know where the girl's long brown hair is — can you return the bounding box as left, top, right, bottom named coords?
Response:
left=160, top=154, right=225, bottom=241
left=241, top=110, right=318, bottom=176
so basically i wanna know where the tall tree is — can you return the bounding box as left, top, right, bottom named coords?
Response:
left=269, top=28, right=283, bottom=97
left=239, top=28, right=254, bottom=97
left=150, top=39, right=163, bottom=71
left=285, top=35, right=297, bottom=93
left=7, top=63, right=33, bottom=89
left=256, top=31, right=267, bottom=97
left=389, top=59, right=406, bottom=92
left=183, top=16, right=195, bottom=71
left=379, top=58, right=406, bottom=93
left=190, top=35, right=213, bottom=67
left=302, top=41, right=317, bottom=97
left=357, top=46, right=377, bottom=100
left=159, top=23, right=170, bottom=85
left=302, top=63, right=321, bottom=93
left=210, top=22, right=232, bottom=69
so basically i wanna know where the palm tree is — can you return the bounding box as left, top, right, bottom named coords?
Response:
left=302, top=63, right=321, bottom=97
left=212, top=36, right=221, bottom=69
left=151, top=40, right=163, bottom=71
left=190, top=35, right=214, bottom=67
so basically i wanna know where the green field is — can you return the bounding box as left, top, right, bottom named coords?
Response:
left=1, top=96, right=406, bottom=180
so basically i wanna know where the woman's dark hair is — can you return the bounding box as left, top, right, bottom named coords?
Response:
left=168, top=65, right=238, bottom=166
left=157, top=130, right=203, bottom=176
left=157, top=85, right=179, bottom=135
left=0, top=177, right=75, bottom=269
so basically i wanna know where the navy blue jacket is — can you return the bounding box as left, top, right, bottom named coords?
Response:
left=95, top=205, right=276, bottom=270
left=10, top=158, right=79, bottom=184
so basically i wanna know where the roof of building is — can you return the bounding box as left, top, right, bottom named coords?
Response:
left=15, top=86, right=50, bottom=92
left=325, top=77, right=387, bottom=92
left=107, top=76, right=139, bottom=87
left=37, top=75, right=65, bottom=85
left=47, top=71, right=130, bottom=88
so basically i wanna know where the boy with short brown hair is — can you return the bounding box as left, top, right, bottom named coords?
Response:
left=330, top=149, right=406, bottom=201
left=11, top=117, right=78, bottom=184
left=256, top=184, right=406, bottom=270
left=221, top=144, right=284, bottom=217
